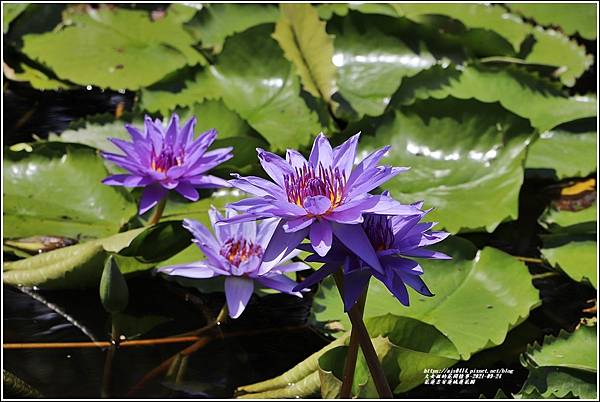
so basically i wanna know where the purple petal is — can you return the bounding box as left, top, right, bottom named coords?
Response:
left=175, top=181, right=200, bottom=201
left=400, top=248, right=452, bottom=260
left=308, top=133, right=333, bottom=168
left=124, top=123, right=146, bottom=142
left=331, top=223, right=384, bottom=274
left=257, top=148, right=293, bottom=187
left=256, top=274, right=302, bottom=296
left=310, top=219, right=332, bottom=257
left=208, top=207, right=230, bottom=243
left=342, top=266, right=371, bottom=312
left=272, top=261, right=310, bottom=273
left=332, top=132, right=360, bottom=178
left=293, top=263, right=339, bottom=292
left=419, top=230, right=450, bottom=247
left=374, top=269, right=410, bottom=306
left=259, top=222, right=309, bottom=275
left=255, top=217, right=281, bottom=248
left=303, top=195, right=331, bottom=216
left=183, top=218, right=220, bottom=250
left=164, top=113, right=180, bottom=146
left=346, top=145, right=391, bottom=187
left=286, top=149, right=309, bottom=170
left=229, top=174, right=285, bottom=197
left=144, top=115, right=164, bottom=152
left=380, top=255, right=423, bottom=275
left=398, top=271, right=433, bottom=297
left=139, top=184, right=168, bottom=215
left=239, top=219, right=257, bottom=243
left=175, top=116, right=196, bottom=150
left=102, top=174, right=153, bottom=187
left=185, top=128, right=217, bottom=158
left=101, top=151, right=146, bottom=174
left=224, top=277, right=254, bottom=319
left=347, top=166, right=407, bottom=197
left=283, top=216, right=315, bottom=233
left=157, top=261, right=224, bottom=278
left=186, top=175, right=231, bottom=189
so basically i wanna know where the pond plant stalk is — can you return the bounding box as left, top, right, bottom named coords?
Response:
left=334, top=270, right=393, bottom=398
left=148, top=197, right=167, bottom=225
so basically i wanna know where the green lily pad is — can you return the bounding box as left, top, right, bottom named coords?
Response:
left=359, top=98, right=533, bottom=233
left=185, top=3, right=279, bottom=53
left=47, top=120, right=139, bottom=153
left=22, top=7, right=205, bottom=90
left=3, top=62, right=72, bottom=90
left=272, top=3, right=336, bottom=103
left=4, top=142, right=136, bottom=240
left=3, top=228, right=143, bottom=289
left=3, top=3, right=28, bottom=33
left=314, top=237, right=540, bottom=360
left=193, top=24, right=323, bottom=150
left=330, top=15, right=435, bottom=119
left=395, top=64, right=597, bottom=133
left=539, top=202, right=597, bottom=234
left=526, top=125, right=597, bottom=180
left=517, top=326, right=597, bottom=399
left=541, top=235, right=597, bottom=288
left=508, top=3, right=597, bottom=40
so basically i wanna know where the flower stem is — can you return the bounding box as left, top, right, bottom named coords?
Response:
left=148, top=197, right=167, bottom=225
left=333, top=270, right=393, bottom=398
left=340, top=290, right=366, bottom=398
left=101, top=321, right=119, bottom=398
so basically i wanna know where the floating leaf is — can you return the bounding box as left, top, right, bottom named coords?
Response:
left=541, top=235, right=597, bottom=288
left=195, top=24, right=323, bottom=150
left=539, top=202, right=597, bottom=234
left=359, top=98, right=533, bottom=233
left=517, top=326, right=597, bottom=399
left=177, top=100, right=257, bottom=140
left=47, top=121, right=140, bottom=153
left=4, top=143, right=136, bottom=240
left=119, top=221, right=192, bottom=263
left=3, top=228, right=143, bottom=289
left=395, top=64, right=597, bottom=132
left=272, top=3, right=336, bottom=103
left=185, top=3, right=279, bottom=53
left=3, top=62, right=72, bottom=90
left=331, top=15, right=435, bottom=119
left=314, top=237, right=540, bottom=360
left=3, top=3, right=29, bottom=33
left=526, top=125, right=597, bottom=180
left=509, top=3, right=597, bottom=40
left=22, top=7, right=205, bottom=89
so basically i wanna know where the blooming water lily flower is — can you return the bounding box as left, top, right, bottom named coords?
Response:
left=157, top=208, right=307, bottom=318
left=101, top=114, right=233, bottom=214
left=294, top=202, right=451, bottom=311
left=222, top=133, right=422, bottom=276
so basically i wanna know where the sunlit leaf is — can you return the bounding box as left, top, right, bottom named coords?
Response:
left=194, top=24, right=323, bottom=150
left=4, top=142, right=136, bottom=240
left=22, top=6, right=205, bottom=90
left=509, top=3, right=597, bottom=40
left=359, top=98, right=533, bottom=233
left=185, top=3, right=279, bottom=53
left=272, top=3, right=336, bottom=103
left=541, top=234, right=597, bottom=288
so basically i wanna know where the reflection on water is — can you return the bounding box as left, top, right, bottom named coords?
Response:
left=3, top=274, right=327, bottom=398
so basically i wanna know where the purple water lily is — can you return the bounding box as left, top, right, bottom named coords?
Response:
left=101, top=114, right=233, bottom=214
left=294, top=203, right=451, bottom=311
left=157, top=208, right=307, bottom=319
left=222, top=132, right=422, bottom=275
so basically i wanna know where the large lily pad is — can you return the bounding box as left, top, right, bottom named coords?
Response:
left=330, top=15, right=435, bottom=119
left=508, top=3, right=597, bottom=40
left=185, top=3, right=279, bottom=53
left=526, top=124, right=597, bottom=180
left=4, top=142, right=136, bottom=240
left=22, top=7, right=205, bottom=90
left=517, top=326, right=597, bottom=399
left=541, top=235, right=597, bottom=288
left=3, top=228, right=143, bottom=289
left=273, top=3, right=336, bottom=103
left=194, top=24, right=323, bottom=150
left=314, top=237, right=540, bottom=360
left=358, top=98, right=533, bottom=233
left=539, top=202, right=597, bottom=234
left=394, top=64, right=597, bottom=133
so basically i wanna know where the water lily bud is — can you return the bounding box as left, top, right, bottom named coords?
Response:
left=100, top=255, right=129, bottom=313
